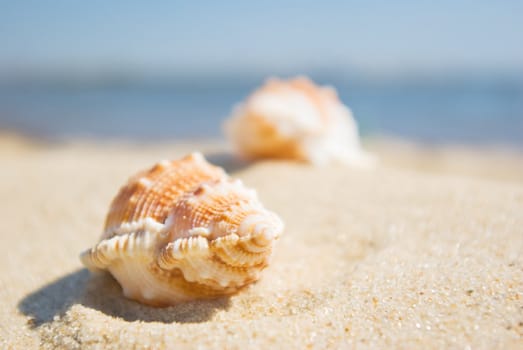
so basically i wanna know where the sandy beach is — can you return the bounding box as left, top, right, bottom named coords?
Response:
left=0, top=134, right=522, bottom=349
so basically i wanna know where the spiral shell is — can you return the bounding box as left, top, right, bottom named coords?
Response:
left=224, top=76, right=375, bottom=166
left=80, top=153, right=284, bottom=306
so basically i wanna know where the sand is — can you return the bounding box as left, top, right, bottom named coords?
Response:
left=0, top=134, right=522, bottom=349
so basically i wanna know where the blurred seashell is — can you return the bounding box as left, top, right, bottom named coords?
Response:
left=224, top=76, right=375, bottom=166
left=80, top=152, right=284, bottom=306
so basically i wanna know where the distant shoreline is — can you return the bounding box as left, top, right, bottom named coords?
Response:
left=1, top=75, right=522, bottom=148
left=2, top=132, right=522, bottom=185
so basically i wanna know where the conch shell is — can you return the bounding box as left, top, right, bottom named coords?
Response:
left=80, top=153, right=284, bottom=306
left=224, top=76, right=375, bottom=166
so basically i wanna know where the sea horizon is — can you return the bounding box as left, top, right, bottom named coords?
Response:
left=1, top=72, right=522, bottom=148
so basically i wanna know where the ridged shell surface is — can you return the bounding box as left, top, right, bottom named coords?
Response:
left=224, top=76, right=375, bottom=166
left=80, top=153, right=284, bottom=306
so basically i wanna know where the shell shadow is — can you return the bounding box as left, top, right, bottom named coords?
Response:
left=204, top=151, right=252, bottom=174
left=18, top=268, right=231, bottom=327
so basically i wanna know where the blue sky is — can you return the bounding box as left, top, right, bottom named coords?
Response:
left=1, top=0, right=522, bottom=76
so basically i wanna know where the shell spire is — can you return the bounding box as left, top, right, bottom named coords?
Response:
left=80, top=152, right=284, bottom=306
left=223, top=76, right=376, bottom=167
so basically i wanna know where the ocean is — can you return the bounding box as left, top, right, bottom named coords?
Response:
left=1, top=75, right=522, bottom=147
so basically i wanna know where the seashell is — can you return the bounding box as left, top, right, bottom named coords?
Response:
left=224, top=76, right=375, bottom=166
left=80, top=152, right=284, bottom=306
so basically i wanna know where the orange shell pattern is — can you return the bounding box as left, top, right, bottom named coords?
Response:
left=102, top=154, right=225, bottom=238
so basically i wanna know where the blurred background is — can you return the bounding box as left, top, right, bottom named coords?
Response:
left=0, top=0, right=522, bottom=146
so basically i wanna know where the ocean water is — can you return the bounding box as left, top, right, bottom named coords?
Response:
left=0, top=76, right=522, bottom=147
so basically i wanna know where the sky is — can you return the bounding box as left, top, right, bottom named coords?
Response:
left=1, top=0, right=522, bottom=77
